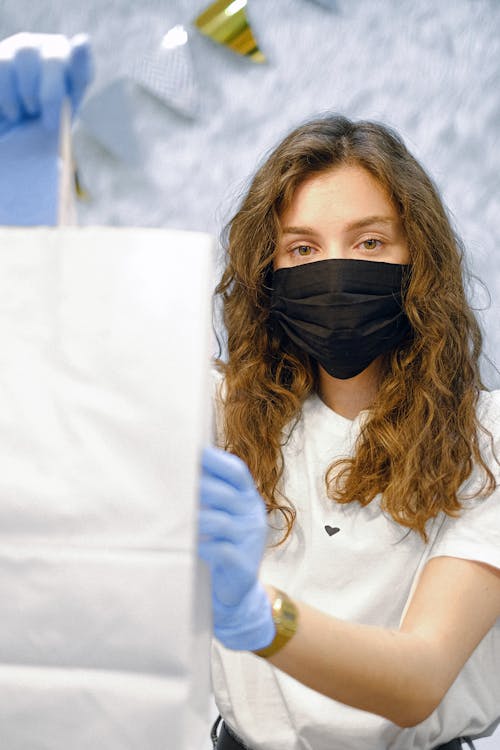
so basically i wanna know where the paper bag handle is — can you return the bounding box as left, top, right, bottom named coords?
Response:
left=57, top=99, right=77, bottom=227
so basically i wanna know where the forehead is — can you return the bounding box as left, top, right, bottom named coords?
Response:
left=280, top=165, right=398, bottom=224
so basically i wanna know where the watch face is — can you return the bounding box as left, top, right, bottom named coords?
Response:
left=254, top=589, right=298, bottom=658
left=275, top=592, right=298, bottom=636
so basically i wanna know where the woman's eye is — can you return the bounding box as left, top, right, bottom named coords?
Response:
left=291, top=245, right=314, bottom=257
left=360, top=238, right=382, bottom=251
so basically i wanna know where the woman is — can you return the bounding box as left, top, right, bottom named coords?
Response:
left=1, top=33, right=498, bottom=750
left=199, top=115, right=500, bottom=750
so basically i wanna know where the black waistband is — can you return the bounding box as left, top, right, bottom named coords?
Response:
left=211, top=715, right=474, bottom=750
left=212, top=716, right=249, bottom=750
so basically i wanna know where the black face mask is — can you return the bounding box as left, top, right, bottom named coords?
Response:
left=269, top=259, right=411, bottom=380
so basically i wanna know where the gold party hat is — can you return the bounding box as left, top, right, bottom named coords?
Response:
left=194, top=0, right=266, bottom=63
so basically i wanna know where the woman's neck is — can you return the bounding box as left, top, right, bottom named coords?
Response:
left=317, top=357, right=383, bottom=420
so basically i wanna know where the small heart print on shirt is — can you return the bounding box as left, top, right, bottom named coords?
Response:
left=325, top=525, right=340, bottom=536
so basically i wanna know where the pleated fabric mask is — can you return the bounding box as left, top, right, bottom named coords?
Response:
left=269, top=258, right=411, bottom=379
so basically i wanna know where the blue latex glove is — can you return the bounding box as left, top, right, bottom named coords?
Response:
left=0, top=32, right=94, bottom=226
left=198, top=446, right=275, bottom=651
left=0, top=32, right=93, bottom=134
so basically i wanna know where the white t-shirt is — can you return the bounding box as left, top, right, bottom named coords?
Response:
left=210, top=373, right=500, bottom=750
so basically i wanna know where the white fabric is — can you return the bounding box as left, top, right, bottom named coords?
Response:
left=210, top=373, right=500, bottom=750
left=0, top=227, right=214, bottom=750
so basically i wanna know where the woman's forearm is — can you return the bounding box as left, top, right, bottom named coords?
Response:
left=261, top=585, right=440, bottom=728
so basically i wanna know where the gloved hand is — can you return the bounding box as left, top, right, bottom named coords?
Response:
left=0, top=32, right=93, bottom=135
left=0, top=32, right=94, bottom=226
left=198, top=445, right=275, bottom=651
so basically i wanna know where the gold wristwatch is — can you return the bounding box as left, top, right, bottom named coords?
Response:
left=253, top=588, right=299, bottom=659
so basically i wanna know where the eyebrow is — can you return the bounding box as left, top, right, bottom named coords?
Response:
left=281, top=216, right=397, bottom=236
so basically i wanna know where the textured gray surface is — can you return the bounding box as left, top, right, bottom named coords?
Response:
left=1, top=1, right=500, bottom=746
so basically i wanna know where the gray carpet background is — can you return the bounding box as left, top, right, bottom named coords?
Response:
left=1, top=2, right=499, bottom=746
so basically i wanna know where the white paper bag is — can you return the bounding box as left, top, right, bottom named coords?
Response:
left=0, top=226, right=214, bottom=750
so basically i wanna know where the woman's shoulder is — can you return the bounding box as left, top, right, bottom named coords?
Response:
left=427, top=389, right=500, bottom=572
left=467, top=388, right=500, bottom=491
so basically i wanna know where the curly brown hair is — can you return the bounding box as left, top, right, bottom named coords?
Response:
left=214, top=114, right=496, bottom=544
